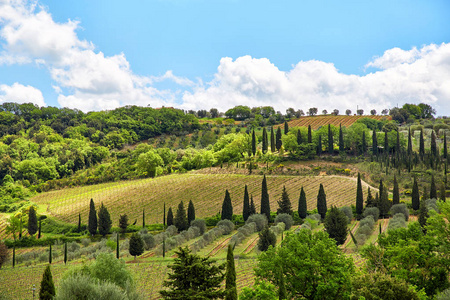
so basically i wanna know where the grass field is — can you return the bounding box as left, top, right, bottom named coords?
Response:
left=282, top=115, right=389, bottom=130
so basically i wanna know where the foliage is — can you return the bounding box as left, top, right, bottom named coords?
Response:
left=317, top=183, right=327, bottom=219
left=246, top=214, right=268, bottom=232
left=98, top=202, right=112, bottom=237
left=190, top=219, right=206, bottom=235
left=258, top=226, right=277, bottom=251
left=390, top=204, right=409, bottom=221
left=388, top=213, right=407, bottom=231
left=0, top=241, right=8, bottom=269
left=88, top=199, right=97, bottom=236
left=298, top=186, right=307, bottom=219
left=119, top=214, right=128, bottom=234
left=412, top=176, right=420, bottom=210
left=221, top=190, right=233, bottom=221
left=274, top=213, right=293, bottom=230
left=243, top=185, right=250, bottom=221
left=356, top=173, right=363, bottom=217
left=277, top=186, right=292, bottom=215
left=28, top=205, right=38, bottom=236
left=174, top=201, right=188, bottom=231
left=363, top=207, right=380, bottom=222
left=167, top=208, right=174, bottom=227
left=239, top=280, right=277, bottom=300
left=260, top=175, right=271, bottom=221
left=324, top=206, right=348, bottom=245
left=128, top=233, right=144, bottom=259
left=225, top=245, right=237, bottom=300
left=39, top=265, right=56, bottom=300
left=340, top=206, right=353, bottom=224
left=187, top=200, right=196, bottom=225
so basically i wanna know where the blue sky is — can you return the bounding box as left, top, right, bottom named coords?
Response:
left=0, top=0, right=449, bottom=114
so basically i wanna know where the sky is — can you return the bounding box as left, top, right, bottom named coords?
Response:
left=0, top=0, right=449, bottom=115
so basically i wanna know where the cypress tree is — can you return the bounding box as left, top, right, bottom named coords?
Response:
left=362, top=131, right=367, bottom=154
left=307, top=125, right=312, bottom=143
left=366, top=187, right=374, bottom=207
left=119, top=214, right=128, bottom=234
left=28, top=206, right=38, bottom=236
left=440, top=182, right=446, bottom=202
left=243, top=185, right=250, bottom=221
left=372, top=127, right=378, bottom=156
left=88, top=199, right=97, bottom=236
left=297, top=128, right=302, bottom=145
left=396, top=130, right=400, bottom=155
left=19, top=216, right=22, bottom=239
left=64, top=242, right=67, bottom=265
left=284, top=121, right=289, bottom=135
left=38, top=218, right=41, bottom=239
left=430, top=174, right=437, bottom=199
left=379, top=183, right=391, bottom=218
left=419, top=129, right=425, bottom=158
left=167, top=207, right=174, bottom=227
left=278, top=266, right=287, bottom=300
left=378, top=179, right=384, bottom=201
left=298, top=187, right=307, bottom=219
left=339, top=124, right=344, bottom=152
left=323, top=206, right=348, bottom=245
left=174, top=201, right=189, bottom=231
left=249, top=195, right=256, bottom=215
left=393, top=174, right=400, bottom=205
left=98, top=202, right=112, bottom=237
left=356, top=173, right=364, bottom=218
left=412, top=176, right=420, bottom=210
left=317, top=135, right=322, bottom=156
left=188, top=200, right=196, bottom=225
left=431, top=130, right=437, bottom=157
left=12, top=246, right=15, bottom=268
left=277, top=186, right=292, bottom=215
left=407, top=128, right=412, bottom=156
left=276, top=128, right=282, bottom=151
left=77, top=213, right=81, bottom=232
left=39, top=265, right=55, bottom=300
left=328, top=124, right=333, bottom=154
left=444, top=131, right=448, bottom=159
left=270, top=127, right=275, bottom=152
left=251, top=130, right=256, bottom=156
left=49, top=244, right=52, bottom=264
left=163, top=203, right=166, bottom=228
left=221, top=190, right=233, bottom=221
left=418, top=198, right=428, bottom=232
left=262, top=127, right=268, bottom=153
left=260, top=175, right=271, bottom=221
left=317, top=183, right=327, bottom=219
left=384, top=131, right=389, bottom=154
left=116, top=232, right=120, bottom=259
left=129, top=233, right=144, bottom=260
left=225, top=245, right=237, bottom=300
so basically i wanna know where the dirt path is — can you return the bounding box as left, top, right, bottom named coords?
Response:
left=242, top=236, right=259, bottom=254
left=207, top=235, right=233, bottom=257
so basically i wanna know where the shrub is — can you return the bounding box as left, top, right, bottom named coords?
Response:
left=258, top=226, right=276, bottom=251
left=425, top=199, right=439, bottom=212
left=306, top=214, right=321, bottom=222
left=81, top=238, right=91, bottom=247
left=229, top=222, right=257, bottom=247
left=269, top=222, right=285, bottom=236
left=363, top=207, right=380, bottom=221
left=274, top=213, right=293, bottom=230
left=190, top=219, right=206, bottom=235
left=340, top=206, right=353, bottom=224
left=139, top=229, right=155, bottom=250
left=246, top=214, right=268, bottom=232
left=388, top=213, right=407, bottom=231
left=390, top=204, right=409, bottom=221
left=216, top=219, right=235, bottom=235
left=436, top=288, right=450, bottom=300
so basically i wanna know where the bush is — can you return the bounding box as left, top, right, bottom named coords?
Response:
left=216, top=219, right=235, bottom=235
left=436, top=288, right=450, bottom=300
left=425, top=199, right=439, bottom=212
left=306, top=214, right=321, bottom=222
left=139, top=229, right=155, bottom=250
left=246, top=214, right=268, bottom=232
left=363, top=207, right=380, bottom=221
left=190, top=219, right=206, bottom=235
left=274, top=213, right=293, bottom=230
left=388, top=213, right=407, bottom=231
left=390, top=204, right=409, bottom=221
left=269, top=222, right=285, bottom=236
left=229, top=222, right=257, bottom=247
left=258, top=226, right=277, bottom=251
left=340, top=206, right=353, bottom=224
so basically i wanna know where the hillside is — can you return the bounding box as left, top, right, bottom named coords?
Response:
left=282, top=115, right=389, bottom=130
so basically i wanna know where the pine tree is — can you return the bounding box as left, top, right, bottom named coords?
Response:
left=393, top=174, right=400, bottom=205
left=407, top=128, right=413, bottom=156
left=418, top=198, right=428, bottom=232
left=129, top=233, right=144, bottom=260
left=328, top=124, right=333, bottom=154
left=262, top=127, right=268, bottom=153
left=412, top=176, right=420, bottom=210
left=372, top=127, right=378, bottom=156
left=142, top=208, right=146, bottom=228
left=317, top=184, right=327, bottom=219
left=243, top=185, right=250, bottom=221
left=317, top=135, right=322, bottom=156
left=250, top=195, right=256, bottom=215
left=366, top=187, right=374, bottom=207
left=384, top=131, right=389, bottom=154
left=167, top=207, right=174, bottom=227
left=298, top=187, right=307, bottom=219
left=77, top=213, right=81, bottom=233
left=174, top=201, right=189, bottom=231
left=188, top=200, right=196, bottom=225
left=28, top=206, right=38, bottom=236
left=284, top=121, right=289, bottom=135
left=119, top=214, right=128, bottom=234
left=276, top=128, right=282, bottom=151
left=356, top=173, right=364, bottom=218
left=64, top=242, right=67, bottom=265
left=39, top=265, right=55, bottom=300
left=258, top=226, right=277, bottom=251
left=221, top=190, right=233, bottom=221
left=297, top=128, right=302, bottom=145
left=339, top=124, right=344, bottom=152
left=307, top=125, right=312, bottom=143
left=88, top=199, right=97, bottom=236
left=379, top=184, right=391, bottom=218
left=324, top=206, right=348, bottom=245
left=98, top=202, right=112, bottom=237
left=260, top=175, right=271, bottom=221
left=440, top=181, right=446, bottom=202
left=225, top=245, right=237, bottom=300
left=277, top=186, right=292, bottom=215
left=430, top=174, right=437, bottom=199
left=431, top=130, right=437, bottom=157
left=419, top=129, right=425, bottom=158
left=251, top=129, right=256, bottom=156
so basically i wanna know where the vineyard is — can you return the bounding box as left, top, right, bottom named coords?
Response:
left=27, top=174, right=375, bottom=232
left=282, top=115, right=390, bottom=130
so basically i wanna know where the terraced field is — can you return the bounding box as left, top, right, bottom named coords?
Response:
left=281, top=115, right=389, bottom=130
left=28, top=174, right=375, bottom=230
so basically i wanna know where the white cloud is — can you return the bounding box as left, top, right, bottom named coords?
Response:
left=0, top=82, right=45, bottom=106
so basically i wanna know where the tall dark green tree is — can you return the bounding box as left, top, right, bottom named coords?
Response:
left=12, top=246, right=15, bottom=268
left=317, top=183, right=327, bottom=219
left=430, top=174, right=437, bottom=199
left=307, top=125, right=312, bottom=143
left=116, top=233, right=120, bottom=259
left=270, top=127, right=275, bottom=152
left=27, top=206, right=38, bottom=236
left=174, top=201, right=189, bottom=231
left=419, top=129, right=425, bottom=158
left=188, top=200, right=196, bottom=225
left=49, top=244, right=52, bottom=264
left=262, top=127, right=268, bottom=154
left=366, top=187, right=374, bottom=207
left=250, top=195, right=256, bottom=215
left=431, top=130, right=437, bottom=157
left=98, top=202, right=112, bottom=237
left=119, top=214, right=128, bottom=234
left=278, top=266, right=287, bottom=300
left=324, top=206, right=348, bottom=245
left=372, top=127, right=378, bottom=156
left=362, top=131, right=367, bottom=154
left=284, top=121, right=289, bottom=135
left=39, top=265, right=55, bottom=300
left=378, top=179, right=384, bottom=201
left=418, top=198, right=428, bottom=232
left=276, top=128, right=282, bottom=151
left=384, top=131, right=389, bottom=154
left=221, top=190, right=233, bottom=221
left=129, top=233, right=144, bottom=260
left=339, top=124, right=344, bottom=152
left=251, top=129, right=256, bottom=156
left=142, top=208, right=146, bottom=228
left=243, top=185, right=250, bottom=221
left=297, top=128, right=302, bottom=145
left=407, top=128, right=412, bottom=156
left=167, top=207, right=174, bottom=226
left=38, top=218, right=41, bottom=239
left=64, top=242, right=67, bottom=265
left=88, top=199, right=97, bottom=236
left=328, top=124, right=333, bottom=154
left=379, top=183, right=391, bottom=218
left=77, top=213, right=81, bottom=233
left=298, top=187, right=307, bottom=219
left=277, top=186, right=292, bottom=215
left=393, top=174, right=400, bottom=205
left=356, top=173, right=364, bottom=218
left=440, top=182, right=446, bottom=202
left=444, top=131, right=448, bottom=159
left=260, top=175, right=271, bottom=221
left=412, top=176, right=420, bottom=210
left=225, top=245, right=237, bottom=300
left=258, top=226, right=277, bottom=251
left=317, top=135, right=322, bottom=156
left=395, top=130, right=400, bottom=155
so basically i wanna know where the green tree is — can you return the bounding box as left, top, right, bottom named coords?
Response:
left=284, top=121, right=289, bottom=135
left=307, top=125, right=312, bottom=143
left=339, top=124, right=344, bottom=152
left=407, top=128, right=413, bottom=156
left=119, top=214, right=128, bottom=234
left=77, top=213, right=81, bottom=233
left=98, top=202, right=112, bottom=237
left=28, top=206, right=38, bottom=236
left=356, top=173, right=364, bottom=218
left=270, top=127, right=275, bottom=153
left=276, top=128, right=282, bottom=151
left=49, top=244, right=52, bottom=264
left=160, top=247, right=225, bottom=299
left=167, top=207, right=174, bottom=227
left=418, top=198, right=428, bottom=231
left=297, top=127, right=302, bottom=145
left=243, top=185, right=250, bottom=221
left=221, top=190, right=233, bottom=221
left=362, top=131, right=367, bottom=154
left=64, top=242, right=67, bottom=265
left=142, top=208, right=146, bottom=228
left=317, top=135, right=322, bottom=155
left=250, top=195, right=256, bottom=215
left=444, top=131, right=448, bottom=159
left=5, top=216, right=20, bottom=241
left=324, top=206, right=348, bottom=245
left=262, top=127, right=268, bottom=154
left=430, top=174, right=437, bottom=199
left=412, top=176, right=420, bottom=210
left=88, top=199, right=97, bottom=236
left=258, top=226, right=277, bottom=251
left=0, top=241, right=8, bottom=269
left=116, top=233, right=120, bottom=259
left=372, top=127, right=378, bottom=156
left=328, top=124, right=334, bottom=154
left=431, top=130, right=437, bottom=157
left=174, top=201, right=189, bottom=231
left=393, top=174, right=400, bottom=205
left=225, top=245, right=237, bottom=300
left=137, top=150, right=164, bottom=177
left=39, top=265, right=56, bottom=300
left=384, top=131, right=389, bottom=154
left=298, top=187, right=307, bottom=219
left=129, top=233, right=144, bottom=260
left=38, top=218, right=41, bottom=239
left=419, top=129, right=425, bottom=158
left=379, top=183, right=391, bottom=218
left=255, top=230, right=354, bottom=299
left=252, top=130, right=256, bottom=156
left=278, top=266, right=287, bottom=300
left=260, top=175, right=271, bottom=221
left=188, top=200, right=196, bottom=225
left=440, top=182, right=446, bottom=202
left=277, top=186, right=292, bottom=215
left=317, top=183, right=327, bottom=219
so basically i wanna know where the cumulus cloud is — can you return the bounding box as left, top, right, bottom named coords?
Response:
left=0, top=82, right=45, bottom=106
